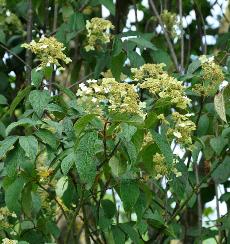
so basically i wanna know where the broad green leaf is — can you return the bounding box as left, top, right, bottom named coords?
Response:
left=0, top=136, right=18, bottom=159
left=61, top=152, right=75, bottom=175
left=0, top=94, right=7, bottom=105
left=109, top=156, right=126, bottom=177
left=120, top=181, right=140, bottom=210
left=22, top=184, right=32, bottom=217
left=210, top=136, right=228, bottom=155
left=187, top=59, right=201, bottom=74
left=214, top=92, right=227, bottom=123
left=112, top=225, right=126, bottom=244
left=5, top=176, right=25, bottom=213
left=150, top=130, right=173, bottom=165
left=9, top=86, right=32, bottom=116
left=19, top=136, right=38, bottom=161
left=118, top=123, right=137, bottom=142
left=120, top=223, right=142, bottom=244
left=112, top=37, right=123, bottom=56
left=129, top=37, right=157, bottom=50
left=35, top=129, right=58, bottom=149
left=98, top=0, right=115, bottom=15
left=54, top=83, right=76, bottom=100
left=101, top=199, right=116, bottom=219
left=6, top=118, right=39, bottom=136
left=111, top=52, right=126, bottom=81
left=74, top=114, right=97, bottom=138
left=29, top=90, right=51, bottom=117
left=0, top=121, right=6, bottom=138
left=0, top=29, right=6, bottom=44
left=68, top=13, right=85, bottom=32
left=197, top=114, right=209, bottom=136
left=212, top=156, right=230, bottom=183
left=56, top=176, right=68, bottom=198
left=128, top=51, right=145, bottom=68
left=31, top=69, right=43, bottom=88
left=75, top=131, right=98, bottom=187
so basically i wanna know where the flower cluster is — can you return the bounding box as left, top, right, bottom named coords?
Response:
left=85, top=17, right=114, bottom=52
left=153, top=153, right=181, bottom=180
left=167, top=112, right=196, bottom=146
left=132, top=64, right=190, bottom=109
left=0, top=207, right=16, bottom=229
left=37, top=166, right=53, bottom=182
left=22, top=37, right=71, bottom=70
left=2, top=238, right=18, bottom=244
left=193, top=55, right=224, bottom=96
left=161, top=10, right=178, bottom=37
left=76, top=78, right=144, bottom=116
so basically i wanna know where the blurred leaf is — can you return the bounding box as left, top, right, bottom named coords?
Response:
left=98, top=0, right=115, bottom=15
left=0, top=136, right=18, bottom=159
left=19, top=136, right=38, bottom=161
left=111, top=52, right=126, bottom=81
left=214, top=92, right=227, bottom=123
left=212, top=156, right=230, bottom=183
left=31, top=69, right=43, bottom=88
left=210, top=136, right=228, bottom=155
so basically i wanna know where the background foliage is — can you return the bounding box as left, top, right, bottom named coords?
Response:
left=0, top=0, right=230, bottom=243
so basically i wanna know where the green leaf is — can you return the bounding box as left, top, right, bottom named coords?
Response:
left=214, top=92, right=227, bottom=123
left=111, top=52, right=126, bottom=81
left=101, top=199, right=116, bottom=219
left=212, top=156, right=230, bottom=183
left=74, top=114, right=97, bottom=138
left=118, top=123, right=137, bottom=142
left=19, top=136, right=38, bottom=161
left=9, top=86, right=32, bottom=116
left=75, top=131, right=98, bottom=187
left=0, top=94, right=7, bottom=105
left=112, top=226, right=126, bottom=244
left=120, top=181, right=140, bottom=210
left=5, top=176, right=25, bottom=213
left=197, top=114, right=209, bottom=136
left=187, top=59, right=201, bottom=74
left=210, top=136, right=228, bottom=155
left=120, top=223, right=142, bottom=244
left=29, top=90, right=51, bottom=117
left=6, top=118, right=40, bottom=136
left=61, top=152, right=75, bottom=175
left=129, top=37, right=157, bottom=50
left=0, top=29, right=6, bottom=44
left=56, top=176, right=68, bottom=198
left=54, top=83, right=76, bottom=100
left=150, top=130, right=173, bottom=165
left=35, top=129, right=58, bottom=149
left=31, top=69, right=43, bottom=88
left=109, top=156, right=126, bottom=177
left=68, top=13, right=85, bottom=32
left=98, top=0, right=115, bottom=15
left=127, top=51, right=145, bottom=68
left=0, top=136, right=18, bottom=159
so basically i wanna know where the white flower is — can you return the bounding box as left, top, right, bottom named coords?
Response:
left=104, top=87, right=110, bottom=93
left=40, top=44, right=48, bottom=49
left=92, top=97, right=97, bottom=103
left=94, top=86, right=101, bottom=93
left=79, top=83, right=88, bottom=92
left=2, top=238, right=18, bottom=244
left=173, top=131, right=182, bottom=138
left=76, top=89, right=83, bottom=96
left=86, top=79, right=97, bottom=84
left=139, top=101, right=146, bottom=109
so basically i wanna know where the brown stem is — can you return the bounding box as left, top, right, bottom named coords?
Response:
left=149, top=0, right=180, bottom=71
left=26, top=0, right=33, bottom=83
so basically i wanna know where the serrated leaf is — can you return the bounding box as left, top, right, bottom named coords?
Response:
left=75, top=131, right=98, bottom=187
left=210, top=136, right=228, bottom=155
left=61, top=152, right=75, bottom=175
left=129, top=37, right=157, bottom=50
left=120, top=181, right=140, bottom=210
left=31, top=69, right=43, bottom=88
left=5, top=176, right=25, bottom=213
left=150, top=130, right=173, bottom=165
left=214, top=92, right=227, bottom=123
left=111, top=52, right=126, bottom=81
left=0, top=136, right=18, bottom=159
left=35, top=129, right=58, bottom=149
left=9, top=86, right=32, bottom=116
left=19, top=136, right=38, bottom=161
left=187, top=59, right=201, bottom=74
left=6, top=118, right=40, bottom=136
left=29, top=90, right=51, bottom=117
left=74, top=114, right=97, bottom=138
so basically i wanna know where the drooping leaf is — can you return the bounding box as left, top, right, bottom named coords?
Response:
left=214, top=92, right=227, bottom=123
left=56, top=176, right=68, bottom=198
left=9, top=86, right=32, bottom=116
left=61, top=152, right=75, bottom=175
left=210, top=136, right=228, bottom=155
left=150, top=130, right=173, bottom=165
left=111, top=52, right=126, bottom=81
left=6, top=118, right=40, bottom=136
left=19, top=136, right=38, bottom=161
left=0, top=136, right=18, bottom=159
left=129, top=37, right=157, bottom=51
left=5, top=176, right=25, bottom=213
left=98, top=0, right=115, bottom=15
left=120, top=181, right=140, bottom=210
left=29, top=90, right=51, bottom=117
left=112, top=225, right=126, bottom=244
left=35, top=129, right=58, bottom=149
left=120, top=223, right=142, bottom=244
left=75, top=131, right=98, bottom=187
left=31, top=69, right=43, bottom=88
left=187, top=59, right=201, bottom=74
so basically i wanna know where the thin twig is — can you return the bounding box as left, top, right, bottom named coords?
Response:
left=179, top=0, right=184, bottom=73
left=26, top=0, right=33, bottom=83
left=149, top=0, right=179, bottom=71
